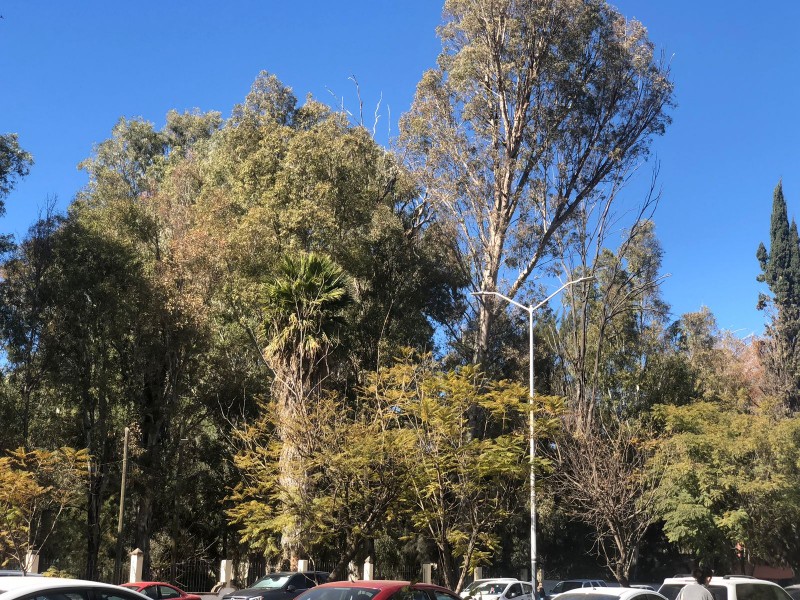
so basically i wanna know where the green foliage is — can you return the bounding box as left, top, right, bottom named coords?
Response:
left=653, top=402, right=800, bottom=571
left=262, top=252, right=352, bottom=361
left=0, top=133, right=32, bottom=204
left=757, top=181, right=800, bottom=411
left=0, top=447, right=89, bottom=569
left=757, top=182, right=800, bottom=309
left=371, top=350, right=558, bottom=590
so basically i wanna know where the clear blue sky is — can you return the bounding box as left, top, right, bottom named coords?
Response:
left=2, top=1, right=799, bottom=337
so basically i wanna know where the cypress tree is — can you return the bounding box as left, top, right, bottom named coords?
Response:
left=757, top=181, right=800, bottom=410
left=757, top=182, right=800, bottom=307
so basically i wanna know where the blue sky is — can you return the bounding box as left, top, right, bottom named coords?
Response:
left=2, top=1, right=799, bottom=337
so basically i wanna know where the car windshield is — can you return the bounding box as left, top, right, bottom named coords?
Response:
left=254, top=575, right=292, bottom=590
left=472, top=583, right=507, bottom=595
left=296, top=587, right=380, bottom=600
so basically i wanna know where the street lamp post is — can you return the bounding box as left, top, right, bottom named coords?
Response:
left=473, top=277, right=592, bottom=595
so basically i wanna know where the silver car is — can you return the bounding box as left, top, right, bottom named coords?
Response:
left=0, top=577, right=149, bottom=600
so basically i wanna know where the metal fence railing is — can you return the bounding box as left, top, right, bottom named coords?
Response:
left=151, top=558, right=217, bottom=593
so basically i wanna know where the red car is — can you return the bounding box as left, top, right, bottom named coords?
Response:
left=293, top=580, right=460, bottom=600
left=122, top=582, right=203, bottom=600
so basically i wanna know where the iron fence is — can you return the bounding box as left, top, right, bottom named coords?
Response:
left=151, top=558, right=217, bottom=593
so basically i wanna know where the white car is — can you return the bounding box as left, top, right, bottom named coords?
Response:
left=658, top=575, right=792, bottom=600
left=462, top=579, right=533, bottom=600
left=546, top=586, right=666, bottom=600
left=549, top=581, right=608, bottom=598
left=0, top=576, right=150, bottom=600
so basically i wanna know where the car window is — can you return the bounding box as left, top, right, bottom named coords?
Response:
left=297, top=587, right=379, bottom=600
left=96, top=591, right=150, bottom=600
left=508, top=585, right=523, bottom=599
left=472, top=584, right=505, bottom=596
left=562, top=584, right=582, bottom=593
left=551, top=585, right=563, bottom=595
left=288, top=575, right=309, bottom=590
left=659, top=585, right=686, bottom=600
left=256, top=576, right=292, bottom=590
left=706, top=585, right=727, bottom=600
left=140, top=588, right=158, bottom=600
left=30, top=593, right=89, bottom=600
left=159, top=586, right=182, bottom=600
left=521, top=585, right=532, bottom=596
left=736, top=584, right=792, bottom=600
left=301, top=577, right=322, bottom=589
left=391, top=589, right=429, bottom=600
left=431, top=592, right=459, bottom=600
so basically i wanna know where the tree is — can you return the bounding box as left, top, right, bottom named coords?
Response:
left=0, top=133, right=32, bottom=204
left=757, top=181, right=800, bottom=411
left=0, top=133, right=33, bottom=252
left=372, top=351, right=560, bottom=591
left=0, top=447, right=89, bottom=572
left=653, top=402, right=800, bottom=572
left=550, top=420, right=669, bottom=585
left=259, top=252, right=352, bottom=567
left=399, top=0, right=673, bottom=367
left=0, top=208, right=61, bottom=448
left=553, top=201, right=670, bottom=430
left=229, top=389, right=407, bottom=580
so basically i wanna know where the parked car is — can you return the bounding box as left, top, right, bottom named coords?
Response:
left=0, top=576, right=148, bottom=600
left=658, top=575, right=792, bottom=600
left=222, top=572, right=329, bottom=600
left=548, top=587, right=665, bottom=600
left=784, top=585, right=800, bottom=600
left=121, top=582, right=202, bottom=600
left=550, top=581, right=608, bottom=597
left=292, top=579, right=460, bottom=600
left=462, top=579, right=532, bottom=600
left=0, top=571, right=42, bottom=577
left=461, top=581, right=518, bottom=599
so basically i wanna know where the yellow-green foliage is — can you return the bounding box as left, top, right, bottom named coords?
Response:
left=0, top=447, right=89, bottom=568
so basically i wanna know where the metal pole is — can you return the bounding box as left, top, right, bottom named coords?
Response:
left=115, top=426, right=130, bottom=583
left=529, top=308, right=537, bottom=594
left=472, top=276, right=592, bottom=596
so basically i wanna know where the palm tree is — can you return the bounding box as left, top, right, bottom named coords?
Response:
left=261, top=251, right=351, bottom=567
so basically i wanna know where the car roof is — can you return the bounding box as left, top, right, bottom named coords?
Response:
left=0, top=577, right=149, bottom=596
left=123, top=582, right=175, bottom=586
left=312, top=581, right=451, bottom=592
left=661, top=576, right=782, bottom=587
left=550, top=589, right=663, bottom=600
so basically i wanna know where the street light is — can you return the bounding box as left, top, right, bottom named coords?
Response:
left=473, top=276, right=593, bottom=594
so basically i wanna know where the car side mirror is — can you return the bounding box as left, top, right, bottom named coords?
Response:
left=286, top=586, right=296, bottom=593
